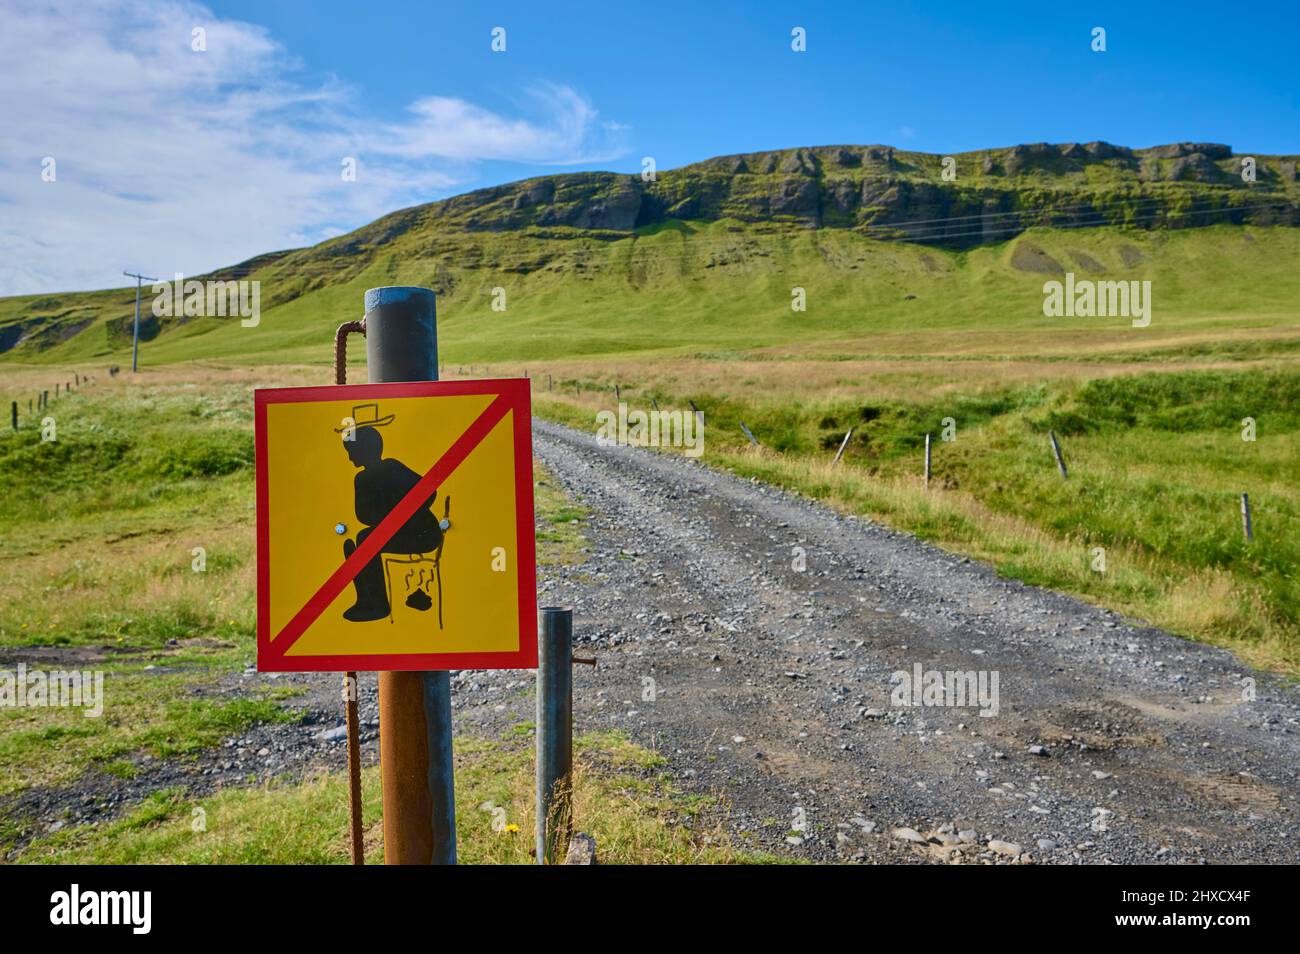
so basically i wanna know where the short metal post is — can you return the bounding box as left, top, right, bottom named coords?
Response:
left=1241, top=493, right=1253, bottom=543
left=10, top=401, right=16, bottom=430
left=924, top=433, right=932, bottom=488
left=536, top=607, right=573, bottom=864
left=740, top=421, right=759, bottom=446
left=1049, top=430, right=1069, bottom=479
left=833, top=428, right=852, bottom=465
left=366, top=286, right=456, bottom=865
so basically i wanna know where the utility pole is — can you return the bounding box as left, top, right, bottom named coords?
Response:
left=123, top=271, right=158, bottom=373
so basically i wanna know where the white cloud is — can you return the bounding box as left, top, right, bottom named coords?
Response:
left=375, top=84, right=623, bottom=165
left=0, top=0, right=627, bottom=295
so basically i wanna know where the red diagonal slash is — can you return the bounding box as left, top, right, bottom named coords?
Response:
left=269, top=392, right=512, bottom=654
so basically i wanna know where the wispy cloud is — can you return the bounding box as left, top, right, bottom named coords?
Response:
left=0, top=0, right=627, bottom=295
left=375, top=84, right=625, bottom=165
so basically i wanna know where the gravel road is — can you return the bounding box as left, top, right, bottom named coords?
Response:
left=8, top=419, right=1298, bottom=864
left=523, top=419, right=1300, bottom=864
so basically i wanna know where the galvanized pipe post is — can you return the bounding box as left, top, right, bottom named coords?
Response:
left=833, top=428, right=852, bottom=465
left=1049, top=430, right=1069, bottom=480
left=536, top=607, right=573, bottom=864
left=365, top=286, right=456, bottom=865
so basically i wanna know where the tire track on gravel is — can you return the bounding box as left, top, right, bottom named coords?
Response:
left=531, top=419, right=1300, bottom=864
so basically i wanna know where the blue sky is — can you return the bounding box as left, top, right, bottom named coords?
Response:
left=216, top=0, right=1300, bottom=168
left=2, top=0, right=1296, bottom=294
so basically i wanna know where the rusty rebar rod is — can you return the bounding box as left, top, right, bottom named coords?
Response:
left=334, top=318, right=366, bottom=865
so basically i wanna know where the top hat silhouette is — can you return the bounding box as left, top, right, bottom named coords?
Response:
left=334, top=403, right=395, bottom=431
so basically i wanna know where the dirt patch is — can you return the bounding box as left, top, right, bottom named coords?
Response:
left=1010, top=242, right=1064, bottom=274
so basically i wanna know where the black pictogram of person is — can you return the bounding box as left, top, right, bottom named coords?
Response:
left=337, top=404, right=442, bottom=622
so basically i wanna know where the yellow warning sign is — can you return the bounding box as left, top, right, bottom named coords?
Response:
left=254, top=378, right=536, bottom=671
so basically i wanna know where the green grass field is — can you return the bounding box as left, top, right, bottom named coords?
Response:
left=17, top=732, right=767, bottom=865
left=530, top=360, right=1299, bottom=672
left=5, top=221, right=1299, bottom=675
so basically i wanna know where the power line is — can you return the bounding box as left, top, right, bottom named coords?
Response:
left=852, top=189, right=1294, bottom=231
left=859, top=199, right=1295, bottom=244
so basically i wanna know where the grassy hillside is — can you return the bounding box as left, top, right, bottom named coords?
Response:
left=2, top=140, right=1297, bottom=367
left=2, top=222, right=1298, bottom=369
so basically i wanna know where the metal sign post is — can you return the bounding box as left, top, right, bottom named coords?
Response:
left=255, top=285, right=541, bottom=865
left=536, top=607, right=573, bottom=863
left=361, top=287, right=456, bottom=865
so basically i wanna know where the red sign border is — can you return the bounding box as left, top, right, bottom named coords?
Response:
left=254, top=377, right=538, bottom=672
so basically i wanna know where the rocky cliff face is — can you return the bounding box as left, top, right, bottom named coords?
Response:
left=408, top=141, right=1299, bottom=247
left=4, top=140, right=1298, bottom=358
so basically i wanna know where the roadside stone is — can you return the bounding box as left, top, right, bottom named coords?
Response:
left=564, top=832, right=598, bottom=865
left=987, top=839, right=1022, bottom=857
